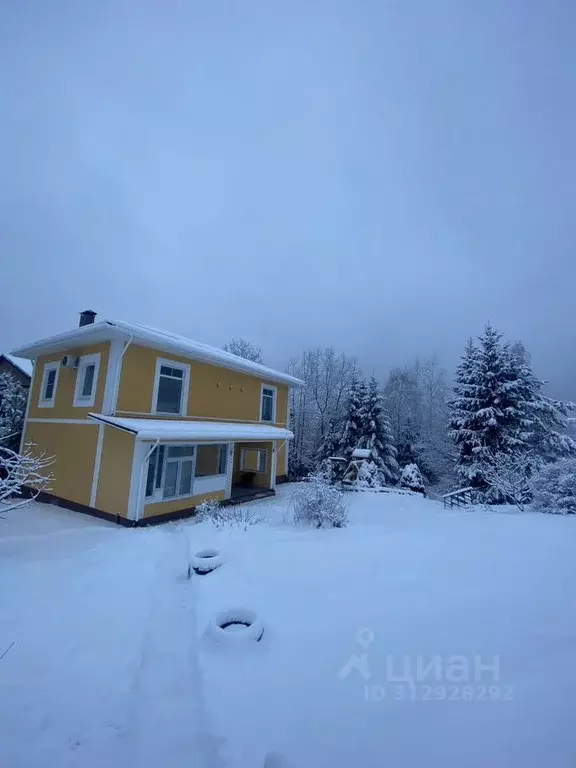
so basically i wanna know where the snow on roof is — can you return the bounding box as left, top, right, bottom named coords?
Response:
left=352, top=448, right=371, bottom=459
left=2, top=353, right=33, bottom=377
left=10, top=319, right=304, bottom=387
left=88, top=414, right=294, bottom=443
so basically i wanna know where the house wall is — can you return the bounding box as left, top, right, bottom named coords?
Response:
left=27, top=342, right=111, bottom=420
left=95, top=426, right=135, bottom=518
left=24, top=421, right=99, bottom=507
left=277, top=441, right=287, bottom=479
left=143, top=490, right=226, bottom=519
left=116, top=344, right=289, bottom=426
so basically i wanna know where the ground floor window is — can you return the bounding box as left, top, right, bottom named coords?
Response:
left=145, top=445, right=166, bottom=497
left=241, top=448, right=267, bottom=473
left=163, top=445, right=196, bottom=499
left=195, top=444, right=227, bottom=477
left=145, top=443, right=229, bottom=502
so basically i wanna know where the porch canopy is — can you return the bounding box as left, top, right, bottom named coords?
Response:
left=88, top=413, right=293, bottom=442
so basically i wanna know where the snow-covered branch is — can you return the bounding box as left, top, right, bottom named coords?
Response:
left=0, top=442, right=54, bottom=513
left=480, top=452, right=534, bottom=511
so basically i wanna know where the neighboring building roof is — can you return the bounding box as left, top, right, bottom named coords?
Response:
left=0, top=353, right=33, bottom=378
left=352, top=448, right=371, bottom=459
left=88, top=413, right=294, bottom=442
left=10, top=319, right=303, bottom=386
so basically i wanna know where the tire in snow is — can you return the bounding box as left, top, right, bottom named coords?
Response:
left=191, top=548, right=223, bottom=575
left=205, top=608, right=265, bottom=646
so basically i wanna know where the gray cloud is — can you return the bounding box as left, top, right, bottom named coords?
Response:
left=1, top=0, right=575, bottom=396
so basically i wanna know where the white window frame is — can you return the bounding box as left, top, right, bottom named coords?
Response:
left=260, top=383, right=277, bottom=423
left=38, top=362, right=60, bottom=408
left=144, top=442, right=231, bottom=505
left=162, top=445, right=196, bottom=500
left=73, top=353, right=101, bottom=408
left=144, top=444, right=196, bottom=503
left=240, top=447, right=267, bottom=474
left=152, top=358, right=190, bottom=416
left=145, top=444, right=167, bottom=499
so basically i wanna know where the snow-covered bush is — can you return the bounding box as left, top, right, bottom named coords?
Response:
left=292, top=473, right=349, bottom=528
left=195, top=498, right=222, bottom=521
left=532, top=458, right=576, bottom=514
left=399, top=463, right=426, bottom=494
left=0, top=442, right=53, bottom=512
left=355, top=459, right=380, bottom=489
left=195, top=499, right=265, bottom=529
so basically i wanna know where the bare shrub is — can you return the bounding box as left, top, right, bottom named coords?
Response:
left=195, top=499, right=266, bottom=530
left=291, top=473, right=349, bottom=528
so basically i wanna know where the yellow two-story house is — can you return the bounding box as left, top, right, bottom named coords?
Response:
left=11, top=310, right=303, bottom=525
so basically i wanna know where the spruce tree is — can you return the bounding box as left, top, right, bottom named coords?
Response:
left=339, top=377, right=366, bottom=462
left=448, top=337, right=483, bottom=485
left=314, top=418, right=345, bottom=483
left=360, top=376, right=399, bottom=485
left=449, top=325, right=537, bottom=489
left=507, top=344, right=576, bottom=461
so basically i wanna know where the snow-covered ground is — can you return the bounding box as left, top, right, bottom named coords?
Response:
left=2, top=487, right=576, bottom=767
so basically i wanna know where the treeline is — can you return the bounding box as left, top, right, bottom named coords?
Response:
left=227, top=323, right=576, bottom=501
left=285, top=347, right=453, bottom=487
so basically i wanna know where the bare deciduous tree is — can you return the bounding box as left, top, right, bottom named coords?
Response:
left=223, top=338, right=263, bottom=363
left=286, top=347, right=358, bottom=479
left=480, top=452, right=535, bottom=511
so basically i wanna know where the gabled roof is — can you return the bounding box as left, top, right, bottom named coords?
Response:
left=10, top=319, right=303, bottom=387
left=0, top=353, right=33, bottom=378
left=88, top=413, right=293, bottom=442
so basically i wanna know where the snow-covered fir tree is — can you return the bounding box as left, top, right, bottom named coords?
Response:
left=359, top=376, right=399, bottom=485
left=314, top=419, right=346, bottom=483
left=338, top=377, right=367, bottom=462
left=449, top=324, right=576, bottom=493
left=506, top=343, right=576, bottom=462
left=448, top=337, right=483, bottom=485
left=0, top=372, right=28, bottom=451
left=448, top=326, right=526, bottom=488
left=399, top=463, right=425, bottom=494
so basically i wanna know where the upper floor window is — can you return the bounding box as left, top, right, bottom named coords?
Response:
left=38, top=362, right=60, bottom=408
left=260, top=384, right=277, bottom=422
left=73, top=353, right=101, bottom=408
left=153, top=358, right=190, bottom=415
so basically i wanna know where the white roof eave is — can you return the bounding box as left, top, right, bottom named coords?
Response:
left=88, top=414, right=294, bottom=443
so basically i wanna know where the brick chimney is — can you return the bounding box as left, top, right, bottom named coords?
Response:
left=79, top=309, right=97, bottom=327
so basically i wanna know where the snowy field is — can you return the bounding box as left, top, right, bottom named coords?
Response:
left=2, top=487, right=576, bottom=768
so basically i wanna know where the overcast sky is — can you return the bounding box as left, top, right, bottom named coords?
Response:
left=1, top=0, right=575, bottom=395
